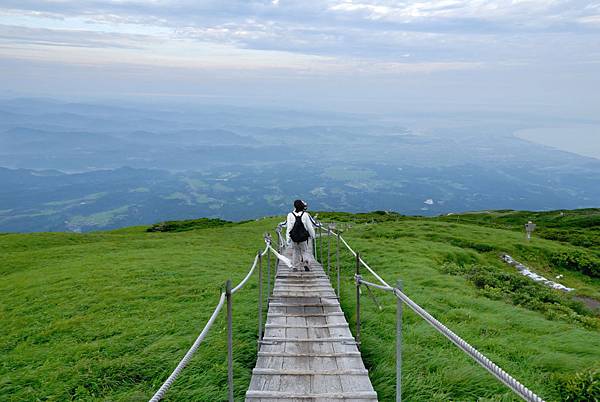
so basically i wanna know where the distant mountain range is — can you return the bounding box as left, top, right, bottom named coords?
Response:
left=1, top=97, right=599, bottom=232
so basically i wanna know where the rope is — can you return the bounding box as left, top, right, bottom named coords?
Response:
left=232, top=245, right=269, bottom=294
left=338, top=234, right=390, bottom=289
left=149, top=243, right=268, bottom=401
left=149, top=292, right=226, bottom=402
left=342, top=231, right=544, bottom=401
left=393, top=287, right=544, bottom=402
left=267, top=244, right=292, bottom=268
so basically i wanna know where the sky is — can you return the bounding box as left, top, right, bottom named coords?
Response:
left=0, top=1, right=599, bottom=116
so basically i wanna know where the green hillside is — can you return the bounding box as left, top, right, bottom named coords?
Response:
left=1, top=210, right=599, bottom=401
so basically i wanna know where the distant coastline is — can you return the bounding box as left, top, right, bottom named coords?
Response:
left=514, top=125, right=600, bottom=160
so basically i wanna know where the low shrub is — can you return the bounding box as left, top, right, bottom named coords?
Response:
left=540, top=229, right=597, bottom=248
left=550, top=250, right=600, bottom=278
left=553, top=368, right=600, bottom=401
left=147, top=218, right=231, bottom=232
left=440, top=262, right=600, bottom=329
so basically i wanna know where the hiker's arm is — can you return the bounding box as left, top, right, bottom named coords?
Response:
left=305, top=214, right=316, bottom=239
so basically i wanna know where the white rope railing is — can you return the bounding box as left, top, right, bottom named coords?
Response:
left=232, top=245, right=268, bottom=294
left=336, top=229, right=544, bottom=402
left=391, top=285, right=544, bottom=402
left=149, top=244, right=269, bottom=401
left=149, top=292, right=226, bottom=402
left=338, top=234, right=390, bottom=288
left=267, top=244, right=292, bottom=268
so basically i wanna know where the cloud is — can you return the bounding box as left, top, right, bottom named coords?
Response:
left=0, top=0, right=599, bottom=115
left=0, top=24, right=153, bottom=49
left=0, top=1, right=598, bottom=74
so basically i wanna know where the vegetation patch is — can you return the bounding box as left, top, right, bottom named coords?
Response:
left=436, top=208, right=600, bottom=250
left=553, top=368, right=600, bottom=401
left=317, top=210, right=407, bottom=224
left=147, top=217, right=232, bottom=232
left=550, top=250, right=600, bottom=278
left=441, top=262, right=600, bottom=329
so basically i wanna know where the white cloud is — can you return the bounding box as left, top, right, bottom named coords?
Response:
left=0, top=0, right=599, bottom=113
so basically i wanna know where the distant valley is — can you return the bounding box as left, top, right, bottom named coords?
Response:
left=1, top=98, right=599, bottom=232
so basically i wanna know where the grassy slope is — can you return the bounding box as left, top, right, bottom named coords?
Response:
left=334, top=219, right=599, bottom=401
left=1, top=210, right=599, bottom=401
left=1, top=218, right=280, bottom=401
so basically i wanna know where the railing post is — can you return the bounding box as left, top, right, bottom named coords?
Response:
left=336, top=232, right=340, bottom=298
left=226, top=279, right=233, bottom=402
left=355, top=252, right=361, bottom=349
left=327, top=228, right=331, bottom=275
left=267, top=242, right=271, bottom=301
left=258, top=251, right=263, bottom=345
left=396, top=279, right=403, bottom=402
left=319, top=226, right=323, bottom=263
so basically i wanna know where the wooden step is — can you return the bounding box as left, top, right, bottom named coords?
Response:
left=252, top=368, right=368, bottom=376
left=261, top=337, right=356, bottom=343
left=268, top=303, right=340, bottom=307
left=257, top=351, right=361, bottom=357
left=265, top=323, right=348, bottom=328
left=246, top=390, right=378, bottom=400
left=267, top=312, right=345, bottom=317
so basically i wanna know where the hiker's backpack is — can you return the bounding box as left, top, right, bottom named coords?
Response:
left=290, top=212, right=310, bottom=243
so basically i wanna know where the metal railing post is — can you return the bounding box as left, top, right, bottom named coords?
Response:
left=327, top=228, right=331, bottom=275
left=336, top=232, right=340, bottom=298
left=267, top=244, right=271, bottom=301
left=319, top=226, right=323, bottom=263
left=226, top=279, right=233, bottom=402
left=258, top=251, right=263, bottom=344
left=396, top=279, right=403, bottom=402
left=355, top=252, right=361, bottom=349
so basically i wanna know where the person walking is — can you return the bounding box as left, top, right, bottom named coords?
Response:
left=286, top=199, right=316, bottom=271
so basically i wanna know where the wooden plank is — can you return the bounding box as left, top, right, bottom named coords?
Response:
left=253, top=368, right=368, bottom=375
left=245, top=390, right=378, bottom=399
left=265, top=323, right=349, bottom=329
left=261, top=337, right=356, bottom=342
left=266, top=312, right=345, bottom=317
left=258, top=352, right=361, bottom=358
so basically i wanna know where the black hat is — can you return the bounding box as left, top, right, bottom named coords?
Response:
left=294, top=199, right=307, bottom=212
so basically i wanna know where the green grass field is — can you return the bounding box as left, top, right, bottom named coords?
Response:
left=1, top=210, right=599, bottom=401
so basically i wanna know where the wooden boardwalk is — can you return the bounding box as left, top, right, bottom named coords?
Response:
left=245, top=247, right=377, bottom=401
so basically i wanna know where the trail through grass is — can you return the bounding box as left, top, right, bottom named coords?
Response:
left=2, top=210, right=599, bottom=401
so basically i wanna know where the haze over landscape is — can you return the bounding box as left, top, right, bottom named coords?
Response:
left=1, top=1, right=599, bottom=231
